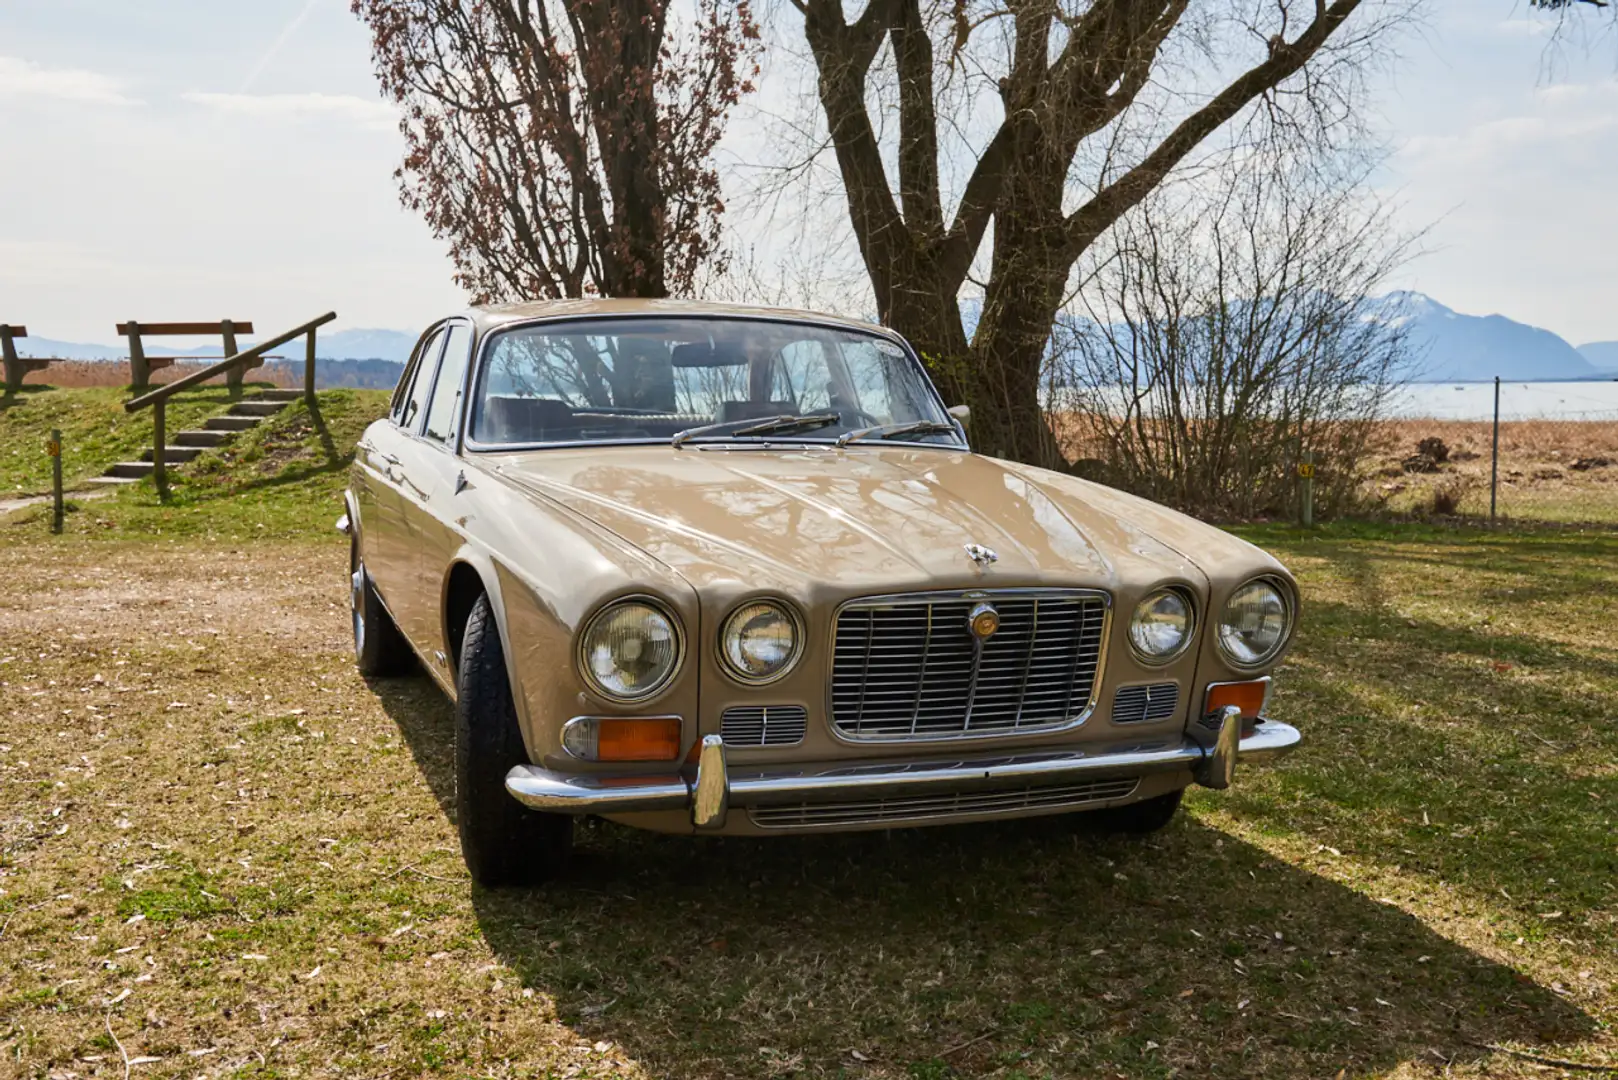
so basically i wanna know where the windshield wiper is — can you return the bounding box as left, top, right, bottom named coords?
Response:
left=671, top=413, right=841, bottom=448
left=835, top=420, right=960, bottom=448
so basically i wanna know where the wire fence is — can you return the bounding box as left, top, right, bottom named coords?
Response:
left=1375, top=378, right=1618, bottom=527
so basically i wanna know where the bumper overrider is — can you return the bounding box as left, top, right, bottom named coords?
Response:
left=505, top=707, right=1300, bottom=830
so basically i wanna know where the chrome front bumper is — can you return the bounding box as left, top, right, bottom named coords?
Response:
left=504, top=712, right=1301, bottom=830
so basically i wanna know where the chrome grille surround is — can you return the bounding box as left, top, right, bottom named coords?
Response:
left=748, top=777, right=1139, bottom=829
left=720, top=705, right=808, bottom=746
left=1112, top=682, right=1180, bottom=724
left=829, top=588, right=1111, bottom=742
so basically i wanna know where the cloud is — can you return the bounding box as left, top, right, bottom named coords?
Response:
left=180, top=91, right=397, bottom=131
left=0, top=56, right=138, bottom=105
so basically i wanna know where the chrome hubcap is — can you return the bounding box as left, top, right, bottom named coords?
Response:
left=351, top=567, right=366, bottom=653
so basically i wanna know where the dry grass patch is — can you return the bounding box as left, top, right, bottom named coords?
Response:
left=1, top=528, right=1614, bottom=1078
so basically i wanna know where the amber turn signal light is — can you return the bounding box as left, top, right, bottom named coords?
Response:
left=561, top=717, right=683, bottom=762
left=1204, top=680, right=1268, bottom=720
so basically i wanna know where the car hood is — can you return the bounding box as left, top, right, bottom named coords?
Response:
left=486, top=445, right=1269, bottom=599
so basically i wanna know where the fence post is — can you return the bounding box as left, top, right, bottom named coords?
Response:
left=1490, top=375, right=1501, bottom=524
left=304, top=328, right=317, bottom=405
left=1299, top=449, right=1315, bottom=527
left=152, top=399, right=167, bottom=499
left=49, top=429, right=63, bottom=534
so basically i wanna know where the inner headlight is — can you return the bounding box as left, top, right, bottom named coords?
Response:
left=720, top=601, right=801, bottom=683
left=1129, top=589, right=1193, bottom=662
left=578, top=599, right=682, bottom=701
left=1217, top=578, right=1292, bottom=667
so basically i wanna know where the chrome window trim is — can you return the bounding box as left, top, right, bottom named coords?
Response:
left=574, top=594, right=688, bottom=705
left=1214, top=575, right=1297, bottom=671
left=457, top=313, right=967, bottom=454
left=716, top=598, right=807, bottom=686
left=823, top=587, right=1113, bottom=746
left=1126, top=584, right=1199, bottom=667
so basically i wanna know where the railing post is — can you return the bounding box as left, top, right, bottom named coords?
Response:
left=222, top=319, right=242, bottom=395
left=126, top=320, right=149, bottom=391
left=152, top=399, right=167, bottom=499
left=1, top=325, right=22, bottom=394
left=304, top=328, right=317, bottom=406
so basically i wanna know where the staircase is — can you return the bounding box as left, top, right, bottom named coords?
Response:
left=93, top=388, right=303, bottom=484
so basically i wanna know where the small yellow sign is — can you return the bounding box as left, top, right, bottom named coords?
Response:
left=46, top=437, right=61, bottom=458
left=1296, top=462, right=1316, bottom=479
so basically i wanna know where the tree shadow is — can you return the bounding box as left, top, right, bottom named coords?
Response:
left=367, top=673, right=1596, bottom=1078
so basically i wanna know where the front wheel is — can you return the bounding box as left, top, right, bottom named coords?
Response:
left=455, top=593, right=572, bottom=887
left=1091, top=788, right=1183, bottom=834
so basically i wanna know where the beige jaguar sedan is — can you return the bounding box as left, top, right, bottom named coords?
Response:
left=340, top=299, right=1300, bottom=885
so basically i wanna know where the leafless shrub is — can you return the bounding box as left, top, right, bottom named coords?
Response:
left=1050, top=155, right=1413, bottom=520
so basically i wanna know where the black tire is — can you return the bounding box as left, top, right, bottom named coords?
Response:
left=455, top=593, right=572, bottom=887
left=1092, top=788, right=1184, bottom=834
left=351, top=539, right=411, bottom=676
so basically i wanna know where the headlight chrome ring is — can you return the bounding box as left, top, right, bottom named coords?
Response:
left=1216, top=576, right=1295, bottom=669
left=1128, top=587, right=1196, bottom=664
left=718, top=599, right=803, bottom=684
left=576, top=596, right=684, bottom=702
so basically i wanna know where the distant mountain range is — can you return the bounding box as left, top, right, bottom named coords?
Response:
left=15, top=299, right=1618, bottom=385
left=1380, top=292, right=1613, bottom=382
left=15, top=328, right=418, bottom=364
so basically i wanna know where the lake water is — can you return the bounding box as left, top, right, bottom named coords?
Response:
left=1392, top=380, right=1618, bottom=421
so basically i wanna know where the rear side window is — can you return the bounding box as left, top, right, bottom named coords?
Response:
left=423, top=324, right=473, bottom=443
left=398, top=328, right=446, bottom=432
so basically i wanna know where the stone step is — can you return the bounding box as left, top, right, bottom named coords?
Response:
left=84, top=475, right=141, bottom=486
left=205, top=415, right=263, bottom=432
left=230, top=400, right=288, bottom=417
left=105, top=462, right=155, bottom=480
left=255, top=388, right=303, bottom=402
left=138, top=445, right=204, bottom=464
left=174, top=429, right=233, bottom=447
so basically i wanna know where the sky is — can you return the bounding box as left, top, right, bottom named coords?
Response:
left=1, top=0, right=1614, bottom=348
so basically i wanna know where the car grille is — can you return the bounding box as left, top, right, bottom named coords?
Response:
left=1112, top=682, right=1180, bottom=724
left=831, top=590, right=1109, bottom=740
left=748, top=778, right=1139, bottom=829
left=720, top=705, right=808, bottom=746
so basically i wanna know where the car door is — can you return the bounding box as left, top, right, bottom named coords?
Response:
left=399, top=319, right=476, bottom=685
left=357, top=326, right=445, bottom=614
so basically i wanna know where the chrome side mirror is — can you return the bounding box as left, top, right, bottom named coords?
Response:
left=947, top=404, right=971, bottom=427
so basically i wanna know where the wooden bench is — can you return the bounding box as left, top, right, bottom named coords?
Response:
left=117, top=320, right=259, bottom=391
left=0, top=325, right=59, bottom=393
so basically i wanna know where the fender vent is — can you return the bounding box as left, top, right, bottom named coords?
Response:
left=721, top=705, right=808, bottom=747
left=1113, top=682, right=1179, bottom=724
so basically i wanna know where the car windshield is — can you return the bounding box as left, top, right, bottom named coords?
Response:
left=468, top=317, right=962, bottom=448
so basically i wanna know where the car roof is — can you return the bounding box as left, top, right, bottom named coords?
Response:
left=465, top=297, right=897, bottom=339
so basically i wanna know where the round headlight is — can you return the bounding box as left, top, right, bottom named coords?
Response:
left=720, top=601, right=801, bottom=683
left=1218, top=578, right=1292, bottom=667
left=578, top=599, right=682, bottom=701
left=1129, top=589, right=1193, bottom=662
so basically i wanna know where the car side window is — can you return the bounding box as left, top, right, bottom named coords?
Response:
left=423, top=323, right=473, bottom=444
left=398, top=328, right=447, bottom=433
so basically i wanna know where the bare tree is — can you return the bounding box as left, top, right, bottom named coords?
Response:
left=784, top=0, right=1416, bottom=468
left=352, top=0, right=761, bottom=301
left=1050, top=154, right=1413, bottom=519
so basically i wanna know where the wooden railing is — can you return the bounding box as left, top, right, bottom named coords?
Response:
left=123, top=311, right=337, bottom=496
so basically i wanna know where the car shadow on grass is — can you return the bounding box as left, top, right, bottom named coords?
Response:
left=367, top=673, right=1594, bottom=1079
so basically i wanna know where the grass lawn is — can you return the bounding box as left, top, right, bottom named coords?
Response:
left=0, top=408, right=1614, bottom=1077
left=0, top=386, right=273, bottom=498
